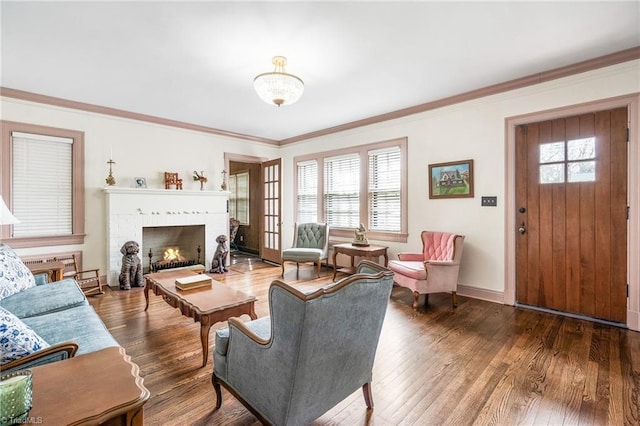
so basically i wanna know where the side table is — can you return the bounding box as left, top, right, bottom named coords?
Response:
left=27, top=261, right=65, bottom=283
left=332, top=243, right=389, bottom=281
left=28, top=346, right=149, bottom=425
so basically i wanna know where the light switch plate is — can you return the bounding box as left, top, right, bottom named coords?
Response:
left=481, top=196, right=497, bottom=207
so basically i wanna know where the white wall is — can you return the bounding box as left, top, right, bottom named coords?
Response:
left=278, top=60, right=640, bottom=304
left=1, top=59, right=638, bottom=328
left=0, top=101, right=279, bottom=271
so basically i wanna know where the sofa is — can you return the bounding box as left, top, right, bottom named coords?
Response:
left=0, top=244, right=119, bottom=375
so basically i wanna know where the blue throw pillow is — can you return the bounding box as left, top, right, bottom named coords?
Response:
left=0, top=244, right=36, bottom=301
left=0, top=306, right=49, bottom=364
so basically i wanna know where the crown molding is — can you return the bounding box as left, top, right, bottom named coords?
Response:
left=0, top=87, right=280, bottom=146
left=2, top=46, right=639, bottom=146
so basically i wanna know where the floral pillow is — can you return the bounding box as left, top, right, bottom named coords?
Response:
left=0, top=306, right=49, bottom=364
left=0, top=244, right=36, bottom=301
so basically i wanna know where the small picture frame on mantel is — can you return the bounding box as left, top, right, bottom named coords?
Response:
left=134, top=177, right=147, bottom=188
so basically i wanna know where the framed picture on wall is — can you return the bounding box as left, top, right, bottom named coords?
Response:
left=428, top=159, right=474, bottom=199
left=134, top=177, right=147, bottom=188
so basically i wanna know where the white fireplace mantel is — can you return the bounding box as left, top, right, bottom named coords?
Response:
left=103, top=187, right=229, bottom=286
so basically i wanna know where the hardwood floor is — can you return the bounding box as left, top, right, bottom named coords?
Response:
left=88, top=261, right=640, bottom=426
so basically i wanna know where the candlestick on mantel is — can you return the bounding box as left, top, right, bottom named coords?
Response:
left=106, top=159, right=116, bottom=186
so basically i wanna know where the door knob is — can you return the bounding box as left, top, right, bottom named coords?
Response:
left=518, top=222, right=526, bottom=235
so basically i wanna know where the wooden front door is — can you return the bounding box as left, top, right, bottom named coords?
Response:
left=515, top=108, right=628, bottom=323
left=261, top=159, right=282, bottom=264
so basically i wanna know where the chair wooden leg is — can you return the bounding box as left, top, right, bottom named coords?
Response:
left=424, top=294, right=429, bottom=306
left=212, top=373, right=222, bottom=409
left=412, top=291, right=420, bottom=310
left=316, top=260, right=321, bottom=277
left=452, top=291, right=458, bottom=307
left=281, top=262, right=285, bottom=277
left=362, top=382, right=374, bottom=409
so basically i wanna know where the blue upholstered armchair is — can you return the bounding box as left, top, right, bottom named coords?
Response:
left=212, top=260, right=394, bottom=425
left=280, top=222, right=329, bottom=278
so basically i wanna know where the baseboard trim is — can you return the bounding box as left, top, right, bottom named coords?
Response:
left=457, top=284, right=505, bottom=304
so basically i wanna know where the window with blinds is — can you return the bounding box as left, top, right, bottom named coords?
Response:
left=324, top=153, right=360, bottom=229
left=11, top=132, right=73, bottom=237
left=296, top=160, right=318, bottom=223
left=368, top=146, right=401, bottom=232
left=293, top=137, right=407, bottom=242
left=229, top=172, right=249, bottom=225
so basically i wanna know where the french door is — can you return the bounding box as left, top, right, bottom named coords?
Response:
left=261, top=159, right=281, bottom=264
left=515, top=107, right=628, bottom=323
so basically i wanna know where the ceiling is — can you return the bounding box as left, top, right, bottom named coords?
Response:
left=2, top=1, right=639, bottom=143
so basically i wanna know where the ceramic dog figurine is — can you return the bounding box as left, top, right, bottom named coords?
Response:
left=210, top=234, right=229, bottom=274
left=119, top=240, right=144, bottom=290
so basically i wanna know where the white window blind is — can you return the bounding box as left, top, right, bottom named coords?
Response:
left=228, top=174, right=237, bottom=219
left=296, top=160, right=318, bottom=223
left=324, top=153, right=360, bottom=228
left=11, top=132, right=73, bottom=237
left=368, top=146, right=401, bottom=232
left=229, top=172, right=249, bottom=225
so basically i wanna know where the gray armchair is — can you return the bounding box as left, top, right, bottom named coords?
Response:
left=212, top=260, right=394, bottom=425
left=280, top=222, right=329, bottom=277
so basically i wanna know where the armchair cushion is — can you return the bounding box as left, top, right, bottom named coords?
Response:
left=387, top=260, right=427, bottom=280
left=0, top=306, right=50, bottom=364
left=281, top=247, right=324, bottom=262
left=215, top=316, right=271, bottom=358
left=0, top=244, right=36, bottom=301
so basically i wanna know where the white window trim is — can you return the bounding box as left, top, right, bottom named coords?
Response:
left=294, top=137, right=408, bottom=243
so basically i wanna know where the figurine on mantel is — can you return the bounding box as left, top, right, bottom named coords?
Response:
left=352, top=223, right=370, bottom=246
left=193, top=170, right=208, bottom=190
left=220, top=170, right=228, bottom=191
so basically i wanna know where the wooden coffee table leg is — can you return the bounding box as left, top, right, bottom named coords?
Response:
left=144, top=280, right=150, bottom=311
left=200, top=317, right=212, bottom=368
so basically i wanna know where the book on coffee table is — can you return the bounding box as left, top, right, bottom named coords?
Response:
left=175, top=275, right=212, bottom=290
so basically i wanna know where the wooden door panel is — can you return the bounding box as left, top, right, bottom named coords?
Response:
left=516, top=107, right=627, bottom=323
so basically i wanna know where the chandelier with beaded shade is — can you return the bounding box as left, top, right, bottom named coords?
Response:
left=254, top=56, right=304, bottom=107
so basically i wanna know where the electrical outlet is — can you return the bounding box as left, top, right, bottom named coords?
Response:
left=239, top=235, right=244, bottom=242
left=481, top=196, right=497, bottom=207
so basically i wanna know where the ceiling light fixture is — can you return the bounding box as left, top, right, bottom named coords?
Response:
left=254, top=56, right=304, bottom=107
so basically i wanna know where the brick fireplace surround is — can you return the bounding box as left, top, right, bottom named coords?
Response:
left=103, top=187, right=229, bottom=287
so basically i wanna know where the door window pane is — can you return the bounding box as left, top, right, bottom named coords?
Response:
left=568, top=137, right=595, bottom=161
left=568, top=161, right=596, bottom=182
left=540, top=164, right=565, bottom=184
left=540, top=142, right=565, bottom=163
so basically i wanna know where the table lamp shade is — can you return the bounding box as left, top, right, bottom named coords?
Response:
left=0, top=197, right=19, bottom=225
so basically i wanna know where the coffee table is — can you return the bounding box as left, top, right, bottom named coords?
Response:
left=29, top=347, right=149, bottom=425
left=144, top=271, right=257, bottom=367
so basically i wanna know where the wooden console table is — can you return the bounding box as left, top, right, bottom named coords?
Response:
left=29, top=346, right=149, bottom=425
left=27, top=261, right=65, bottom=283
left=332, top=243, right=389, bottom=281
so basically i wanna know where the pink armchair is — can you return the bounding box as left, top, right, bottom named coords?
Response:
left=388, top=231, right=464, bottom=310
